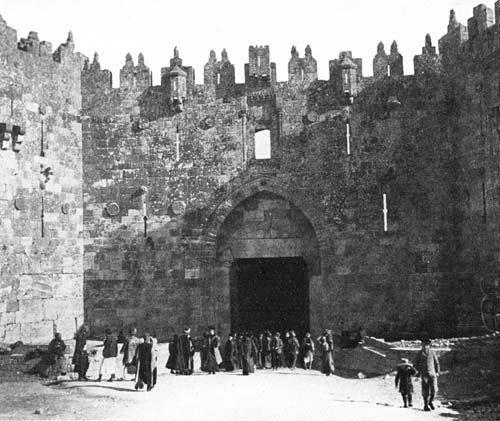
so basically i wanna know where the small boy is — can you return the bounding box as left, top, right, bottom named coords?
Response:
left=395, top=358, right=417, bottom=408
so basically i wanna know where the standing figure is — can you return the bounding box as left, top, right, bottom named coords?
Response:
left=414, top=339, right=440, bottom=411
left=151, top=333, right=159, bottom=386
left=135, top=333, right=156, bottom=391
left=98, top=328, right=118, bottom=382
left=236, top=333, right=243, bottom=370
left=72, top=324, right=90, bottom=381
left=166, top=334, right=179, bottom=374
left=261, top=331, right=272, bottom=369
left=201, top=326, right=221, bottom=374
left=395, top=358, right=416, bottom=408
left=256, top=332, right=264, bottom=369
left=270, top=332, right=283, bottom=370
left=121, top=327, right=140, bottom=380
left=241, top=333, right=258, bottom=375
left=301, top=332, right=315, bottom=370
left=177, top=327, right=195, bottom=375
left=223, top=333, right=238, bottom=371
left=283, top=331, right=291, bottom=367
left=318, top=334, right=335, bottom=376
left=288, top=330, right=300, bottom=370
left=48, top=332, right=67, bottom=378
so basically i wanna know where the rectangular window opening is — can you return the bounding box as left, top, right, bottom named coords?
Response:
left=255, top=129, right=271, bottom=160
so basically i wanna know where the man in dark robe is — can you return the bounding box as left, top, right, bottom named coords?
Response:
left=135, top=333, right=156, bottom=391
left=236, top=333, right=243, bottom=369
left=166, top=334, right=178, bottom=374
left=72, top=324, right=90, bottom=381
left=270, top=332, right=283, bottom=370
left=261, top=330, right=272, bottom=369
left=201, top=326, right=221, bottom=374
left=241, top=333, right=258, bottom=375
left=177, top=327, right=194, bottom=375
left=223, top=333, right=238, bottom=371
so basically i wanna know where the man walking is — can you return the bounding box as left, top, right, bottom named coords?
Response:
left=98, top=328, right=118, bottom=382
left=415, top=338, right=440, bottom=411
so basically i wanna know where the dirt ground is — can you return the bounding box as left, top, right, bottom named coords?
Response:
left=2, top=342, right=500, bottom=421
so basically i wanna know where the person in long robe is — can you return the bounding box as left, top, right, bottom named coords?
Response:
left=319, top=335, right=335, bottom=376
left=166, top=334, right=178, bottom=374
left=270, top=332, right=283, bottom=370
left=236, top=333, right=243, bottom=370
left=177, top=328, right=194, bottom=375
left=395, top=358, right=417, bottom=408
left=283, top=331, right=291, bottom=368
left=201, top=326, right=221, bottom=374
left=241, top=333, right=258, bottom=375
left=135, top=333, right=156, bottom=391
left=72, top=324, right=90, bottom=381
left=301, top=332, right=315, bottom=370
left=223, top=333, right=237, bottom=371
left=121, top=327, right=140, bottom=380
left=261, top=331, right=272, bottom=369
left=288, top=330, right=300, bottom=370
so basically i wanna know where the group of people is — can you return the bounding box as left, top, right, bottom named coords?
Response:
left=69, top=325, right=159, bottom=391
left=165, top=327, right=336, bottom=376
left=50, top=325, right=441, bottom=411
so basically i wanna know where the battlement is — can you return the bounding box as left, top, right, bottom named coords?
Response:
left=0, top=14, right=82, bottom=68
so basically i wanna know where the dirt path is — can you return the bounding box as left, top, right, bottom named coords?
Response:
left=1, top=368, right=458, bottom=420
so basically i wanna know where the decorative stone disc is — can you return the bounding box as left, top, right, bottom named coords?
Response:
left=106, top=202, right=120, bottom=217
left=171, top=200, right=185, bottom=215
left=14, top=196, right=27, bottom=211
left=306, top=111, right=319, bottom=123
left=61, top=203, right=70, bottom=215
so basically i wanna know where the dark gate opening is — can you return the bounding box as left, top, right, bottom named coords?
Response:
left=231, top=257, right=309, bottom=337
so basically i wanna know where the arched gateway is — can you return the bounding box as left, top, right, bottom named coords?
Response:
left=211, top=189, right=321, bottom=337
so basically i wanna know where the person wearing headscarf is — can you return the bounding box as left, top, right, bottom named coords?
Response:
left=318, top=333, right=335, bottom=376
left=97, top=328, right=118, bottom=382
left=301, top=332, right=315, bottom=370
left=121, top=327, right=140, bottom=380
left=241, top=332, right=258, bottom=375
left=72, top=324, right=90, bottom=381
left=395, top=358, right=417, bottom=408
left=261, top=331, right=272, bottom=369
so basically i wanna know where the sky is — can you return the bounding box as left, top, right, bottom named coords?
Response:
left=0, top=0, right=490, bottom=86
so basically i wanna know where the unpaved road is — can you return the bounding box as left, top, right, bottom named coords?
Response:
left=1, top=368, right=458, bottom=420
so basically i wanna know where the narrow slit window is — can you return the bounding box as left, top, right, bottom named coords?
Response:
left=255, top=129, right=271, bottom=159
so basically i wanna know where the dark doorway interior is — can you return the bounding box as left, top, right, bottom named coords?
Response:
left=231, top=257, right=309, bottom=337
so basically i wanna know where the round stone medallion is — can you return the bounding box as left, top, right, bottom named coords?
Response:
left=106, top=202, right=120, bottom=217
left=14, top=196, right=27, bottom=211
left=61, top=203, right=70, bottom=215
left=171, top=200, right=185, bottom=215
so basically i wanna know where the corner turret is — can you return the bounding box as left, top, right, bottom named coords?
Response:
left=161, top=47, right=195, bottom=110
left=329, top=51, right=363, bottom=97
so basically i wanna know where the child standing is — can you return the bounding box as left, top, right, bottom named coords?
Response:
left=395, top=358, right=416, bottom=408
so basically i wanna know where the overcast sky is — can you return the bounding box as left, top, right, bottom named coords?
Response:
left=0, top=0, right=489, bottom=85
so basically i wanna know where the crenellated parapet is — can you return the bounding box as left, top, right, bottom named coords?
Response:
left=245, top=46, right=276, bottom=90
left=82, top=52, right=113, bottom=92
left=203, top=49, right=236, bottom=98
left=438, top=10, right=468, bottom=71
left=288, top=45, right=317, bottom=84
left=414, top=34, right=441, bottom=75
left=119, top=53, right=152, bottom=89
